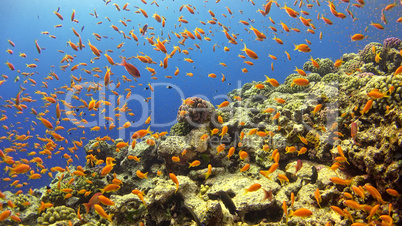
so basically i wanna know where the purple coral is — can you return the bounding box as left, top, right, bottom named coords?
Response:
left=383, top=37, right=401, bottom=49
left=177, top=97, right=212, bottom=126
left=356, top=72, right=374, bottom=78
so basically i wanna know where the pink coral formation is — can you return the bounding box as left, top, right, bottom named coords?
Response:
left=383, top=37, right=401, bottom=49
left=356, top=72, right=374, bottom=78
left=177, top=97, right=213, bottom=126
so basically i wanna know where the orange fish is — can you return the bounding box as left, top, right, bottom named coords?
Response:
left=216, top=101, right=229, bottom=109
left=189, top=160, right=201, bottom=168
left=118, top=58, right=140, bottom=78
left=351, top=33, right=365, bottom=41
left=265, top=75, right=279, bottom=87
left=281, top=4, right=299, bottom=18
left=136, top=170, right=148, bottom=179
left=310, top=56, right=319, bottom=68
left=367, top=89, right=388, bottom=99
left=330, top=177, right=352, bottom=186
left=360, top=99, right=373, bottom=115
left=370, top=22, right=384, bottom=30
left=87, top=40, right=100, bottom=56
left=244, top=183, right=261, bottom=193
left=240, top=164, right=250, bottom=172
left=291, top=78, right=309, bottom=87
left=169, top=173, right=179, bottom=192
left=35, top=40, right=41, bottom=54
left=272, top=36, right=283, bottom=44
left=241, top=43, right=258, bottom=59
left=132, top=126, right=152, bottom=139
left=94, top=204, right=113, bottom=222
left=83, top=192, right=102, bottom=213
left=289, top=208, right=313, bottom=217
left=314, top=189, right=322, bottom=208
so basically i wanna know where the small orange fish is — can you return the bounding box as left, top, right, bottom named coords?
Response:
left=265, top=75, right=280, bottom=87
left=169, top=173, right=179, bottom=192
left=240, top=164, right=250, bottom=172
left=136, top=170, right=148, bottom=179
left=370, top=22, right=384, bottom=30
left=360, top=99, right=373, bottom=115
left=291, top=78, right=309, bottom=87
left=241, top=43, right=258, bottom=59
left=330, top=177, right=351, bottom=186
left=189, top=160, right=201, bottom=168
left=289, top=208, right=313, bottom=217
left=244, top=183, right=261, bottom=193
left=351, top=33, right=365, bottom=41
left=314, top=189, right=322, bottom=208
left=310, top=56, right=319, bottom=68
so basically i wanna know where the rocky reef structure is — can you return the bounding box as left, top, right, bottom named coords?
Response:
left=1, top=38, right=401, bottom=226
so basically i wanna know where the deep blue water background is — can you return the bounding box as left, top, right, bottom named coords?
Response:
left=0, top=0, right=400, bottom=192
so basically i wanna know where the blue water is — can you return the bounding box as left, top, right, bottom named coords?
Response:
left=0, top=0, right=400, bottom=192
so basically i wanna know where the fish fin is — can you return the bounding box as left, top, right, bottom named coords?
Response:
left=118, top=57, right=126, bottom=66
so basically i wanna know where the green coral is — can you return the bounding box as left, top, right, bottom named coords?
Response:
left=14, top=194, right=30, bottom=211
left=343, top=74, right=370, bottom=90
left=342, top=58, right=364, bottom=73
left=242, top=81, right=275, bottom=99
left=359, top=42, right=383, bottom=63
left=303, top=58, right=335, bottom=76
left=306, top=131, right=320, bottom=148
left=322, top=73, right=342, bottom=85
left=363, top=74, right=402, bottom=111
left=200, top=184, right=210, bottom=195
left=37, top=206, right=77, bottom=225
left=307, top=72, right=322, bottom=83
left=75, top=172, right=103, bottom=196
left=218, top=111, right=231, bottom=123
left=170, top=121, right=193, bottom=136
left=360, top=62, right=385, bottom=75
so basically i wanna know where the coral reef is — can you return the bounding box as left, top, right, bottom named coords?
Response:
left=2, top=37, right=401, bottom=226
left=303, top=58, right=336, bottom=76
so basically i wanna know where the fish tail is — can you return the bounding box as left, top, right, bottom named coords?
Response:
left=146, top=125, right=152, bottom=134
left=83, top=203, right=91, bottom=214
left=118, top=57, right=126, bottom=66
left=107, top=213, right=114, bottom=222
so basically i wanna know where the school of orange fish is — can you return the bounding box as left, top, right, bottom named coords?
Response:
left=0, top=0, right=401, bottom=224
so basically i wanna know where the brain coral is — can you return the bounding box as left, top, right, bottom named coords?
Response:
left=303, top=58, right=335, bottom=76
